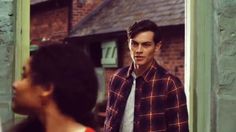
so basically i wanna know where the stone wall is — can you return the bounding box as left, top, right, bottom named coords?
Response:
left=214, top=0, right=236, bottom=131
left=0, top=0, right=14, bottom=123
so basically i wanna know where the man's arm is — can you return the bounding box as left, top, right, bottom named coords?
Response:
left=165, top=76, right=189, bottom=132
left=103, top=75, right=114, bottom=132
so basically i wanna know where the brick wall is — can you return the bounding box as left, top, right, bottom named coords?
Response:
left=30, top=0, right=103, bottom=44
left=157, top=35, right=184, bottom=82
left=71, top=0, right=102, bottom=29
left=30, top=6, right=69, bottom=44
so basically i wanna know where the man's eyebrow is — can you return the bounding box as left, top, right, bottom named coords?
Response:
left=131, top=39, right=153, bottom=44
left=142, top=41, right=153, bottom=44
left=131, top=39, right=138, bottom=43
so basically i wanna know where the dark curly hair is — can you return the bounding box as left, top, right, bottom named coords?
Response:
left=127, top=19, right=162, bottom=44
left=30, top=43, right=98, bottom=125
left=9, top=43, right=98, bottom=132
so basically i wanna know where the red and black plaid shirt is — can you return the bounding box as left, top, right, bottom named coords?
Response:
left=104, top=60, right=189, bottom=132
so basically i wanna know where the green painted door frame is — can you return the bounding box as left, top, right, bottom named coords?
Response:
left=186, top=0, right=212, bottom=131
left=14, top=0, right=30, bottom=119
left=15, top=0, right=30, bottom=80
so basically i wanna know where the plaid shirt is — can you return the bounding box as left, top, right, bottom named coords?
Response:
left=104, top=60, right=189, bottom=132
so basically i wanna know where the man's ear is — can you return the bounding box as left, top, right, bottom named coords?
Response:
left=155, top=41, right=162, bottom=51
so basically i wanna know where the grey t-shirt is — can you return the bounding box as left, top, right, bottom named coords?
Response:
left=119, top=73, right=136, bottom=132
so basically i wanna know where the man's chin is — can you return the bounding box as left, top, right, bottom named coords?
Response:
left=134, top=61, right=145, bottom=66
left=134, top=63, right=145, bottom=69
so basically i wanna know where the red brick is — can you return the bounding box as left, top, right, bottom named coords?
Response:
left=71, top=0, right=102, bottom=29
left=31, top=7, right=69, bottom=44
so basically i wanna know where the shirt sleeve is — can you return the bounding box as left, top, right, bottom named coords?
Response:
left=103, top=75, right=114, bottom=132
left=165, top=76, right=189, bottom=132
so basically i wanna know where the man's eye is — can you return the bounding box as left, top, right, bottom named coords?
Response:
left=131, top=42, right=139, bottom=47
left=142, top=43, right=152, bottom=47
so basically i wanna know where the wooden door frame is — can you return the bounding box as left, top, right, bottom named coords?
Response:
left=185, top=0, right=213, bottom=131
left=15, top=0, right=30, bottom=80
left=14, top=0, right=30, bottom=119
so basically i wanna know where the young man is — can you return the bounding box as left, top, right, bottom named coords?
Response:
left=104, top=20, right=189, bottom=132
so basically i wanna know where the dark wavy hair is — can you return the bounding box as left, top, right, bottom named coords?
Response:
left=127, top=19, right=162, bottom=44
left=10, top=43, right=98, bottom=132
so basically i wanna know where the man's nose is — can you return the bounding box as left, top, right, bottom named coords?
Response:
left=136, top=44, right=143, bottom=52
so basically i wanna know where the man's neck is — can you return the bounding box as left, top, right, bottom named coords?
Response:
left=134, top=60, right=153, bottom=77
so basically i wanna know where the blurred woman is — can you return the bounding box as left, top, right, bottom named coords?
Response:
left=10, top=43, right=98, bottom=132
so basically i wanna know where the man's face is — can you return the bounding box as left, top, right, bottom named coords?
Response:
left=129, top=31, right=160, bottom=68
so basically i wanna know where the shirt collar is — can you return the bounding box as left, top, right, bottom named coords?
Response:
left=126, top=60, right=163, bottom=82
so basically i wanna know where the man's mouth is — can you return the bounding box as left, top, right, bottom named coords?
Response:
left=135, top=56, right=145, bottom=61
left=135, top=56, right=144, bottom=59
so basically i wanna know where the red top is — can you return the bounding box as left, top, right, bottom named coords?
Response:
left=85, top=127, right=95, bottom=132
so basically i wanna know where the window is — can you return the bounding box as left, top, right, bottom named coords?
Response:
left=101, top=40, right=118, bottom=68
